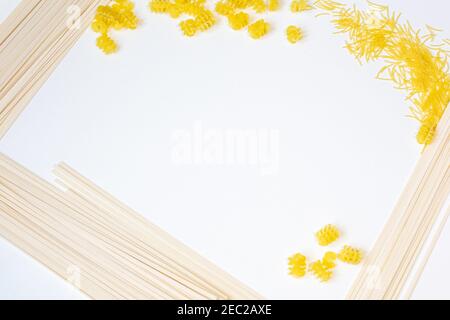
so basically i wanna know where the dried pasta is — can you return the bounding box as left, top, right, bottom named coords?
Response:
left=338, top=245, right=363, bottom=265
left=286, top=25, right=303, bottom=43
left=248, top=19, right=270, bottom=39
left=288, top=253, right=307, bottom=278
left=315, top=224, right=340, bottom=246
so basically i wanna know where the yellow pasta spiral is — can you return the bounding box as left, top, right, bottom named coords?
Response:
left=215, top=1, right=235, bottom=16
left=252, top=0, right=267, bottom=13
left=149, top=0, right=171, bottom=14
left=416, top=119, right=436, bottom=146
left=228, top=12, right=249, bottom=30
left=338, top=245, right=363, bottom=265
left=286, top=25, right=303, bottom=44
left=321, top=251, right=337, bottom=269
left=179, top=19, right=198, bottom=36
left=194, top=10, right=216, bottom=31
left=310, top=260, right=332, bottom=282
left=248, top=19, right=269, bottom=39
left=168, top=4, right=183, bottom=18
left=290, top=0, right=313, bottom=12
left=315, top=224, right=340, bottom=246
left=288, top=253, right=307, bottom=278
left=268, top=0, right=279, bottom=11
left=96, top=34, right=118, bottom=54
left=229, top=0, right=252, bottom=9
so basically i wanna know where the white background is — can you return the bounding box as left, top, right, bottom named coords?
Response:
left=0, top=0, right=448, bottom=299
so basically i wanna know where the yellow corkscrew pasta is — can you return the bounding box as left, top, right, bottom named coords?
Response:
left=168, top=4, right=183, bottom=18
left=290, top=0, right=313, bottom=13
left=179, top=19, right=198, bottom=36
left=338, top=245, right=363, bottom=265
left=96, top=34, right=118, bottom=54
left=248, top=19, right=269, bottom=39
left=215, top=1, right=235, bottom=16
left=229, top=0, right=252, bottom=9
left=322, top=251, right=337, bottom=269
left=228, top=12, right=249, bottom=30
left=315, top=224, right=340, bottom=246
left=149, top=0, right=171, bottom=14
left=310, top=260, right=332, bottom=282
left=252, top=0, right=267, bottom=13
left=194, top=10, right=216, bottom=31
left=288, top=253, right=307, bottom=278
left=268, top=0, right=279, bottom=11
left=286, top=25, right=303, bottom=44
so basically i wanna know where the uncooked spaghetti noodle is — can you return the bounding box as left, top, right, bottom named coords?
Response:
left=0, top=153, right=262, bottom=300
left=347, top=106, right=450, bottom=299
left=0, top=0, right=108, bottom=139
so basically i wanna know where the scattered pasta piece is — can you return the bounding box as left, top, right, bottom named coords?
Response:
left=310, top=260, right=332, bottom=282
left=416, top=119, right=436, bottom=146
left=288, top=253, right=307, bottom=278
left=248, top=19, right=270, bottom=39
left=229, top=0, right=252, bottom=9
left=215, top=1, right=235, bottom=16
left=96, top=34, right=118, bottom=54
left=92, top=0, right=138, bottom=54
left=286, top=25, right=303, bottom=43
left=268, top=0, right=279, bottom=11
left=315, top=224, right=340, bottom=246
left=179, top=19, right=198, bottom=36
left=321, top=251, right=337, bottom=269
left=290, top=0, right=313, bottom=13
left=228, top=12, right=249, bottom=30
left=194, top=10, right=216, bottom=31
left=252, top=0, right=267, bottom=13
left=149, top=0, right=171, bottom=14
left=168, top=3, right=183, bottom=18
left=338, top=245, right=363, bottom=265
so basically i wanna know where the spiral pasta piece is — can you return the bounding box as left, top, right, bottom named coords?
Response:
left=149, top=0, right=171, bottom=14
left=288, top=253, right=307, bottom=278
left=228, top=12, right=249, bottom=30
left=286, top=25, right=303, bottom=44
left=252, top=0, right=267, bottom=13
left=96, top=34, right=118, bottom=54
left=268, top=0, right=279, bottom=11
left=248, top=19, right=269, bottom=39
left=338, top=245, right=363, bottom=265
left=310, top=260, right=332, bottom=282
left=179, top=19, right=198, bottom=36
left=315, top=224, right=340, bottom=246
left=229, top=0, right=252, bottom=9
left=416, top=118, right=436, bottom=146
left=290, top=0, right=313, bottom=12
left=215, top=1, right=235, bottom=16
left=194, top=10, right=216, bottom=31
left=321, top=251, right=337, bottom=269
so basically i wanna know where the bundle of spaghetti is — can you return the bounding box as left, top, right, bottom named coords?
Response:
left=314, top=0, right=450, bottom=147
left=0, top=153, right=262, bottom=300
left=0, top=0, right=109, bottom=139
left=347, top=104, right=450, bottom=299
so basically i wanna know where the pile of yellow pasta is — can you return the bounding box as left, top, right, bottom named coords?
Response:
left=315, top=0, right=450, bottom=147
left=288, top=224, right=363, bottom=282
left=91, top=0, right=139, bottom=54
